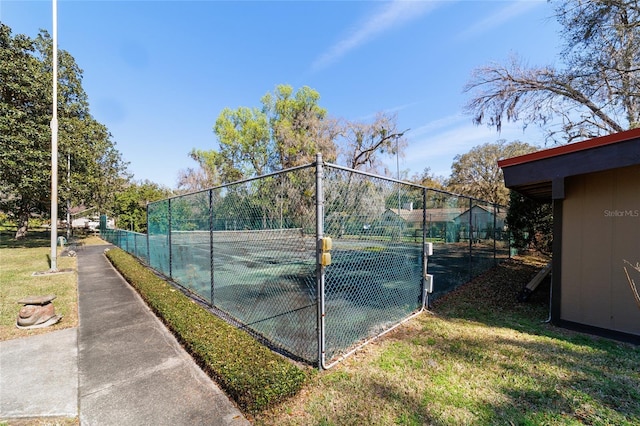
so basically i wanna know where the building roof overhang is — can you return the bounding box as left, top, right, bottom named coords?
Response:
left=498, top=128, right=640, bottom=200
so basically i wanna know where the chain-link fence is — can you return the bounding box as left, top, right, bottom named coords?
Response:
left=422, top=190, right=510, bottom=300
left=321, top=164, right=425, bottom=363
left=102, top=155, right=510, bottom=368
left=101, top=228, right=149, bottom=263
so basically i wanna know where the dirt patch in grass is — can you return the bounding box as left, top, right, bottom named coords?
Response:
left=76, top=235, right=109, bottom=246
left=431, top=254, right=552, bottom=327
left=0, top=417, right=78, bottom=426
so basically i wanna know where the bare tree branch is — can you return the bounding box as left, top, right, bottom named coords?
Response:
left=464, top=0, right=640, bottom=142
left=338, top=112, right=409, bottom=173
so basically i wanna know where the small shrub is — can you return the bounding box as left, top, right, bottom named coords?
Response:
left=105, top=248, right=310, bottom=413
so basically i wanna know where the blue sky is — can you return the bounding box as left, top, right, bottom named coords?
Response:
left=1, top=0, right=560, bottom=188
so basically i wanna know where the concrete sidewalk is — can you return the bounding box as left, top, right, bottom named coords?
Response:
left=1, top=244, right=250, bottom=425
left=0, top=327, right=78, bottom=419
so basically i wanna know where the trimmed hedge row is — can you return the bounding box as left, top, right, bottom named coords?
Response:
left=105, top=248, right=310, bottom=413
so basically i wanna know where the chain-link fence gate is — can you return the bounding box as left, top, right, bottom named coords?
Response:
left=102, top=154, right=510, bottom=368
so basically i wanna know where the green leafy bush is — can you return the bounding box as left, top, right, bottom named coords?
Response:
left=105, top=248, right=310, bottom=413
left=506, top=190, right=553, bottom=255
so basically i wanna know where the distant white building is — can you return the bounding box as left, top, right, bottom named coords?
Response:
left=68, top=206, right=114, bottom=231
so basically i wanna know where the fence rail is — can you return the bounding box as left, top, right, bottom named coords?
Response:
left=102, top=155, right=510, bottom=368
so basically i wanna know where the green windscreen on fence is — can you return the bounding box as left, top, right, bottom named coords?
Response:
left=148, top=199, right=170, bottom=277
left=208, top=168, right=318, bottom=361
left=169, top=190, right=212, bottom=303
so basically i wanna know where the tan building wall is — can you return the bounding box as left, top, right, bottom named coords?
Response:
left=561, top=165, right=640, bottom=336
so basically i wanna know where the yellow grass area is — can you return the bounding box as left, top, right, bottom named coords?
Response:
left=0, top=417, right=79, bottom=426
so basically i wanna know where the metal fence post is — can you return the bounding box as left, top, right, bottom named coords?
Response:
left=509, top=229, right=513, bottom=259
left=468, top=197, right=473, bottom=282
left=146, top=202, right=150, bottom=264
left=168, top=198, right=172, bottom=279
left=493, top=204, right=497, bottom=265
left=209, top=189, right=215, bottom=306
left=422, top=187, right=427, bottom=308
left=315, top=153, right=325, bottom=370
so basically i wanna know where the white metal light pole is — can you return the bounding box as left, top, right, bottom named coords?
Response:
left=50, top=0, right=59, bottom=271
left=67, top=152, right=71, bottom=239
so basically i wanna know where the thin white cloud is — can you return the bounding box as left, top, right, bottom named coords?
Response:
left=409, top=124, right=489, bottom=162
left=398, top=115, right=542, bottom=177
left=410, top=113, right=468, bottom=138
left=352, top=100, right=425, bottom=122
left=456, top=0, right=545, bottom=41
left=311, top=0, right=440, bottom=72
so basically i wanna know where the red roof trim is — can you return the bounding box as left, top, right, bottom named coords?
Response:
left=498, top=128, right=640, bottom=168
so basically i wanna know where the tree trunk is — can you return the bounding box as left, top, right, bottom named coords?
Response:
left=15, top=211, right=29, bottom=240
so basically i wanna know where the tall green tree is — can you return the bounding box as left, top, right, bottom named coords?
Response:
left=409, top=167, right=445, bottom=190
left=213, top=106, right=271, bottom=181
left=0, top=24, right=129, bottom=238
left=0, top=24, right=50, bottom=238
left=447, top=140, right=537, bottom=205
left=189, top=84, right=338, bottom=186
left=187, top=84, right=410, bottom=189
left=113, top=181, right=171, bottom=233
left=262, top=84, right=337, bottom=169
left=176, top=149, right=221, bottom=193
left=464, top=0, right=640, bottom=143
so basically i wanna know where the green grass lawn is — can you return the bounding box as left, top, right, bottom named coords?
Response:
left=253, top=256, right=640, bottom=425
left=0, top=230, right=107, bottom=341
left=0, top=230, right=78, bottom=341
